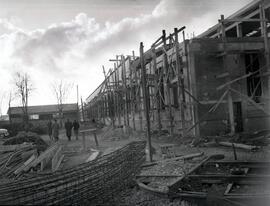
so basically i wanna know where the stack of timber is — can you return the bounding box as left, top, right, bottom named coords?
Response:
left=0, top=141, right=146, bottom=205
left=137, top=154, right=270, bottom=206
left=0, top=145, right=37, bottom=179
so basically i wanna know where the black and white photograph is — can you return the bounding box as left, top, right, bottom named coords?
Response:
left=0, top=0, right=269, bottom=205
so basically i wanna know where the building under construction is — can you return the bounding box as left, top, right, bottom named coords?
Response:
left=84, top=0, right=270, bottom=137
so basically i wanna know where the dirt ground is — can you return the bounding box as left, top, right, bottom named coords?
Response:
left=40, top=126, right=270, bottom=205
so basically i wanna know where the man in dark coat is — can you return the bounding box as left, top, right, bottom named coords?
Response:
left=73, top=120, right=80, bottom=140
left=65, top=119, right=73, bottom=141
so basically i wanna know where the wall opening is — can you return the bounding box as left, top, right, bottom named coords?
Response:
left=245, top=53, right=262, bottom=103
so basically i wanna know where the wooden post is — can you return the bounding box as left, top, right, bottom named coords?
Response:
left=131, top=53, right=136, bottom=130
left=115, top=62, right=121, bottom=126
left=140, top=42, right=153, bottom=162
left=102, top=66, right=113, bottom=126
left=134, top=56, right=143, bottom=131
left=236, top=24, right=243, bottom=37
left=93, top=132, right=99, bottom=147
left=82, top=132, right=86, bottom=151
left=151, top=46, right=162, bottom=134
left=122, top=55, right=129, bottom=129
left=175, top=27, right=186, bottom=137
left=102, top=96, right=106, bottom=124
left=162, top=30, right=174, bottom=135
left=81, top=97, right=85, bottom=122
left=220, top=15, right=235, bottom=135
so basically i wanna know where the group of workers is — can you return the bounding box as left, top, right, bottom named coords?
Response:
left=47, top=119, right=80, bottom=141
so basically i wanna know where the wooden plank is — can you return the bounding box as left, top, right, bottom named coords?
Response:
left=225, top=183, right=234, bottom=195
left=93, top=132, right=99, bottom=147
left=85, top=150, right=100, bottom=163
left=216, top=72, right=254, bottom=91
left=137, top=181, right=169, bottom=196
left=142, top=152, right=204, bottom=168
left=52, top=146, right=63, bottom=172
left=14, top=154, right=37, bottom=175
left=169, top=154, right=224, bottom=191
left=221, top=18, right=268, bottom=23
left=219, top=141, right=260, bottom=151
left=52, top=155, right=64, bottom=172
left=136, top=174, right=182, bottom=178
left=0, top=144, right=33, bottom=152
left=23, top=143, right=58, bottom=172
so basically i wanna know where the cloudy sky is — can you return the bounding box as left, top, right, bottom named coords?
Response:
left=0, top=0, right=253, bottom=115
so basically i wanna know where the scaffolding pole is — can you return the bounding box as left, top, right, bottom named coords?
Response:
left=140, top=42, right=153, bottom=162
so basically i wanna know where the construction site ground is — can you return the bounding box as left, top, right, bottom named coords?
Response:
left=1, top=126, right=268, bottom=205
left=38, top=126, right=270, bottom=205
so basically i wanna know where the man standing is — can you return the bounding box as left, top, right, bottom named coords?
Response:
left=52, top=119, right=60, bottom=141
left=65, top=119, right=73, bottom=141
left=47, top=120, right=53, bottom=140
left=73, top=120, right=80, bottom=140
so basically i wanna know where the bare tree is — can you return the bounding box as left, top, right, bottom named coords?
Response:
left=51, top=80, right=73, bottom=127
left=8, top=91, right=15, bottom=125
left=0, top=91, right=15, bottom=124
left=0, top=92, right=5, bottom=117
left=14, top=72, right=33, bottom=130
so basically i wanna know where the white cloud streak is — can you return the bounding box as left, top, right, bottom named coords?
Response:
left=0, top=0, right=251, bottom=113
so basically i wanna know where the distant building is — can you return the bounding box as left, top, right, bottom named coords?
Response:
left=8, top=103, right=79, bottom=124
left=0, top=115, right=9, bottom=127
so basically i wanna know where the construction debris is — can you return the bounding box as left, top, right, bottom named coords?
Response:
left=0, top=143, right=34, bottom=152
left=141, top=152, right=204, bottom=168
left=219, top=141, right=260, bottom=151
left=0, top=146, right=37, bottom=179
left=0, top=141, right=146, bottom=205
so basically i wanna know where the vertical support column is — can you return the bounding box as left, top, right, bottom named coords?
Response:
left=132, top=51, right=136, bottom=130
left=175, top=27, right=186, bottom=137
left=236, top=24, right=243, bottom=38
left=136, top=62, right=143, bottom=131
left=82, top=132, right=86, bottom=151
left=220, top=15, right=235, bottom=135
left=121, top=56, right=127, bottom=129
left=115, top=61, right=121, bottom=126
left=112, top=68, right=117, bottom=128
left=93, top=131, right=99, bottom=147
left=81, top=97, right=85, bottom=122
left=140, top=42, right=153, bottom=162
left=162, top=30, right=174, bottom=135
left=122, top=55, right=129, bottom=129
left=152, top=46, right=162, bottom=134
left=102, top=96, right=106, bottom=124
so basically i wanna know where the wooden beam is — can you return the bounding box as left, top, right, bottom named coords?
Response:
left=175, top=27, right=186, bottom=137
left=221, top=18, right=268, bottom=23
left=140, top=42, right=153, bottom=162
left=229, top=88, right=270, bottom=115
left=220, top=14, right=235, bottom=135
left=152, top=26, right=186, bottom=48
left=162, top=30, right=174, bottom=136
left=151, top=46, right=162, bottom=134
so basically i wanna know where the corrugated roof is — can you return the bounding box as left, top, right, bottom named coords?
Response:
left=8, top=103, right=78, bottom=115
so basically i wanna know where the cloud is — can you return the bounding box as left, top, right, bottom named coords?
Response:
left=0, top=0, right=251, bottom=111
